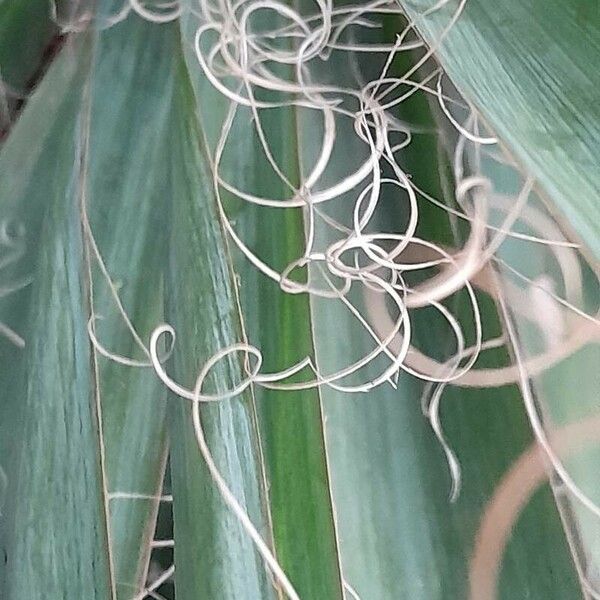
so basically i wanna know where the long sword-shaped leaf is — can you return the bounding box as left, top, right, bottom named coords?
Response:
left=1, top=13, right=178, bottom=598
left=0, top=50, right=85, bottom=585
left=398, top=0, right=600, bottom=258
left=84, top=15, right=177, bottom=597
left=223, top=106, right=344, bottom=600
left=0, top=34, right=115, bottom=598
left=478, top=151, right=600, bottom=594
left=234, top=140, right=345, bottom=600
left=178, top=8, right=345, bottom=598
left=164, top=55, right=276, bottom=600
left=297, top=18, right=581, bottom=598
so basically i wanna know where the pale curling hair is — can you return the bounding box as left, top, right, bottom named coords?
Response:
left=67, top=1, right=600, bottom=599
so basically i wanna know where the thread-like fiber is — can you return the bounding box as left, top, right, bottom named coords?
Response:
left=51, top=1, right=600, bottom=598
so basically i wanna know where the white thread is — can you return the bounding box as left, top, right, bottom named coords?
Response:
left=69, top=3, right=600, bottom=595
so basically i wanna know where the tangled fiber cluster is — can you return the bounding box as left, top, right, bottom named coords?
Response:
left=15, top=1, right=599, bottom=599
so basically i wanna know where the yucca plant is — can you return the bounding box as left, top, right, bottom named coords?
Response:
left=0, top=1, right=598, bottom=599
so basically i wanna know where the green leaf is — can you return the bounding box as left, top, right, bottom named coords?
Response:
left=479, top=150, right=600, bottom=593
left=237, top=207, right=345, bottom=600
left=163, top=55, right=276, bottom=600
left=0, top=33, right=115, bottom=598
left=218, top=97, right=345, bottom=600
left=0, top=13, right=178, bottom=598
left=177, top=9, right=345, bottom=599
left=84, top=15, right=178, bottom=597
left=296, top=18, right=581, bottom=599
left=398, top=0, right=600, bottom=258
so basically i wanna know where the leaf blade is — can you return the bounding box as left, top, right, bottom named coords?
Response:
left=164, top=55, right=276, bottom=600
left=399, top=0, right=600, bottom=257
left=0, top=14, right=179, bottom=598
left=177, top=8, right=346, bottom=598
